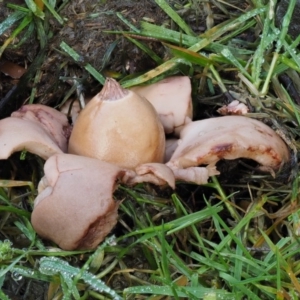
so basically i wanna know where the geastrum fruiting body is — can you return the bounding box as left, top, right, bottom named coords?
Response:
left=31, top=153, right=176, bottom=250
left=0, top=76, right=291, bottom=250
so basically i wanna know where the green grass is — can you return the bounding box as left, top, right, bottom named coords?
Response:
left=1, top=0, right=300, bottom=299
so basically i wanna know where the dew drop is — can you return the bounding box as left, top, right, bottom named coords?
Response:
left=11, top=272, right=23, bottom=281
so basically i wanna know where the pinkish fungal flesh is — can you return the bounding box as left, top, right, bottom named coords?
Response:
left=0, top=118, right=63, bottom=160
left=31, top=154, right=175, bottom=250
left=130, top=76, right=193, bottom=135
left=164, top=138, right=179, bottom=163
left=31, top=154, right=129, bottom=250
left=166, top=116, right=290, bottom=184
left=12, top=104, right=71, bottom=152
left=126, top=162, right=175, bottom=188
left=217, top=100, right=249, bottom=115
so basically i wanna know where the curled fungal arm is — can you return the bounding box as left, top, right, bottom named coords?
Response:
left=12, top=104, right=71, bottom=152
left=166, top=116, right=290, bottom=184
left=31, top=154, right=128, bottom=250
left=130, top=76, right=193, bottom=135
left=0, top=118, right=63, bottom=160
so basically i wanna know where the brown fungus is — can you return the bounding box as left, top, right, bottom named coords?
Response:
left=68, top=78, right=165, bottom=169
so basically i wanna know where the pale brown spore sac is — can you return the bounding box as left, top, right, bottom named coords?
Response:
left=166, top=116, right=290, bottom=184
left=68, top=78, right=165, bottom=169
left=100, top=77, right=129, bottom=101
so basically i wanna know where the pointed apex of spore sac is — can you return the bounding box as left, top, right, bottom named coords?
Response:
left=98, top=78, right=129, bottom=101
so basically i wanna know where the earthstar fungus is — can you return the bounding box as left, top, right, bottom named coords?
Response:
left=31, top=154, right=175, bottom=250
left=217, top=100, right=249, bottom=115
left=0, top=77, right=291, bottom=251
left=11, top=104, right=71, bottom=152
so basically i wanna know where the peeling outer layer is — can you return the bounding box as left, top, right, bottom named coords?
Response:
left=0, top=118, right=63, bottom=160
left=12, top=104, right=72, bottom=152
left=130, top=76, right=193, bottom=135
left=126, top=163, right=175, bottom=189
left=172, top=166, right=219, bottom=185
left=31, top=154, right=130, bottom=250
left=166, top=116, right=290, bottom=185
